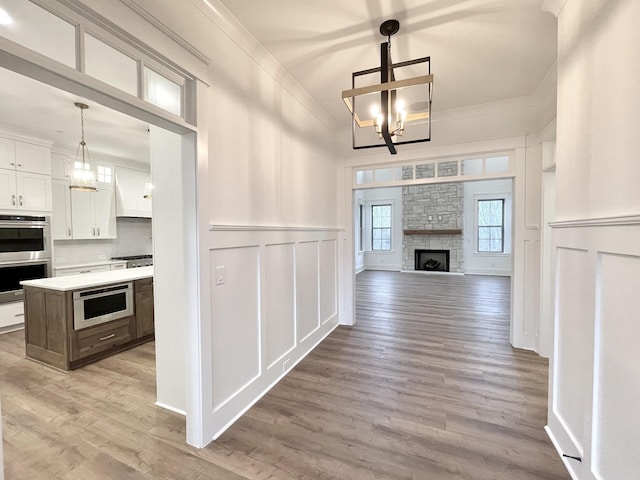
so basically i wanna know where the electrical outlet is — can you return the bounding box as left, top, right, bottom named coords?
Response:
left=438, top=215, right=443, bottom=221
left=428, top=215, right=433, bottom=221
left=215, top=266, right=225, bottom=285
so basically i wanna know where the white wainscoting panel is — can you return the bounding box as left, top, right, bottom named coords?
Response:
left=553, top=246, right=592, bottom=454
left=210, top=246, right=261, bottom=411
left=547, top=221, right=640, bottom=480
left=203, top=226, right=340, bottom=442
left=592, top=253, right=640, bottom=480
left=264, top=243, right=296, bottom=368
left=319, top=239, right=337, bottom=325
left=296, top=241, right=320, bottom=342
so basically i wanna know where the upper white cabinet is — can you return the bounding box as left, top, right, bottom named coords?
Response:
left=51, top=152, right=72, bottom=180
left=115, top=167, right=152, bottom=218
left=0, top=137, right=51, bottom=174
left=0, top=136, right=52, bottom=213
left=51, top=161, right=117, bottom=240
left=70, top=186, right=116, bottom=239
left=51, top=179, right=72, bottom=239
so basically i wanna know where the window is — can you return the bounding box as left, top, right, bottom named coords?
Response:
left=358, top=204, right=364, bottom=252
left=371, top=204, right=391, bottom=251
left=97, top=165, right=112, bottom=184
left=74, top=161, right=90, bottom=171
left=477, top=199, right=504, bottom=252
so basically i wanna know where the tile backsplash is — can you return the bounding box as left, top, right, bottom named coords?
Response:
left=53, top=218, right=153, bottom=265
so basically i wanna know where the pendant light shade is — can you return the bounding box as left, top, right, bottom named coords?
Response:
left=69, top=102, right=98, bottom=192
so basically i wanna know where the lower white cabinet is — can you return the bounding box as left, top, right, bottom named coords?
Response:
left=0, top=301, right=25, bottom=333
left=54, top=262, right=128, bottom=277
left=55, top=264, right=111, bottom=277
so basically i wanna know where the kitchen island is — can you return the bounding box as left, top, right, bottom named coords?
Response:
left=21, top=267, right=154, bottom=370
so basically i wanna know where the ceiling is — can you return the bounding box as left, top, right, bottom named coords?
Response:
left=218, top=0, right=557, bottom=126
left=0, top=1, right=557, bottom=162
left=0, top=67, right=150, bottom=162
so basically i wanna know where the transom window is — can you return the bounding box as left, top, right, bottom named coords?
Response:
left=477, top=199, right=504, bottom=252
left=97, top=165, right=112, bottom=184
left=371, top=204, right=392, bottom=251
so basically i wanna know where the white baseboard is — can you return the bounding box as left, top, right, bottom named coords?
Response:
left=355, top=265, right=365, bottom=274
left=155, top=401, right=186, bottom=416
left=363, top=264, right=402, bottom=271
left=400, top=269, right=464, bottom=276
left=464, top=268, right=512, bottom=276
left=545, top=425, right=579, bottom=480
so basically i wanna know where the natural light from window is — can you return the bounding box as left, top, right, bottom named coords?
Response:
left=371, top=204, right=392, bottom=251
left=477, top=199, right=504, bottom=252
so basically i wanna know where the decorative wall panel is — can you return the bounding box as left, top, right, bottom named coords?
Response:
left=592, top=253, right=640, bottom=480
left=296, top=241, right=320, bottom=342
left=264, top=243, right=296, bottom=368
left=210, top=246, right=260, bottom=410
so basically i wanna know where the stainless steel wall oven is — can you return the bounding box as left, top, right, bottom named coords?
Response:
left=0, top=215, right=52, bottom=304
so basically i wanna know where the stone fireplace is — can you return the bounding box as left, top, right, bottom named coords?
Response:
left=402, top=183, right=464, bottom=273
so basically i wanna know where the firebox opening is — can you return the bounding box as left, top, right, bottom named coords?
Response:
left=414, top=249, right=450, bottom=272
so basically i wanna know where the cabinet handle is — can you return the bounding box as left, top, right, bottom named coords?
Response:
left=99, top=333, right=116, bottom=341
left=92, top=227, right=96, bottom=236
left=9, top=162, right=14, bottom=166
left=97, top=227, right=101, bottom=236
left=19, top=195, right=23, bottom=206
left=11, top=195, right=16, bottom=206
left=67, top=227, right=71, bottom=237
left=14, top=313, right=25, bottom=317
left=79, top=270, right=90, bottom=274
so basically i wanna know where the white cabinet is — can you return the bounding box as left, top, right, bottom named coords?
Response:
left=0, top=137, right=50, bottom=174
left=17, top=172, right=52, bottom=211
left=53, top=180, right=117, bottom=240
left=0, top=169, right=51, bottom=211
left=0, top=137, right=15, bottom=170
left=115, top=167, right=152, bottom=218
left=51, top=179, right=72, bottom=239
left=70, top=187, right=116, bottom=239
left=55, top=264, right=111, bottom=277
left=51, top=152, right=72, bottom=180
left=15, top=142, right=51, bottom=174
left=0, top=301, right=24, bottom=333
left=0, top=137, right=52, bottom=212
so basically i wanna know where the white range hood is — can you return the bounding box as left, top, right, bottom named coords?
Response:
left=115, top=167, right=152, bottom=218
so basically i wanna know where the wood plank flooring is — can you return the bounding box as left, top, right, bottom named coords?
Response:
left=0, top=271, right=569, bottom=479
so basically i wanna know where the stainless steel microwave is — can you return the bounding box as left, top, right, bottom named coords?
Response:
left=0, top=215, right=51, bottom=263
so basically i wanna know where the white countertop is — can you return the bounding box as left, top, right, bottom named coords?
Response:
left=21, top=266, right=153, bottom=292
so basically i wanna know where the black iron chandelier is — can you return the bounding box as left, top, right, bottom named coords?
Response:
left=342, top=20, right=433, bottom=154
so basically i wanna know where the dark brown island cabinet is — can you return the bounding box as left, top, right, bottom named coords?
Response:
left=23, top=278, right=154, bottom=370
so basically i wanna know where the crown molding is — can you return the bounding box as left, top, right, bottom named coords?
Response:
left=187, top=0, right=337, bottom=133
left=119, top=0, right=211, bottom=66
left=541, top=0, right=568, bottom=17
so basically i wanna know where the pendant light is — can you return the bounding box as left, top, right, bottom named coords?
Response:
left=143, top=180, right=153, bottom=199
left=341, top=20, right=433, bottom=154
left=69, top=102, right=98, bottom=192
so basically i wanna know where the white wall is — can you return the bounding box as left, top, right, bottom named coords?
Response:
left=463, top=179, right=513, bottom=276
left=149, top=126, right=196, bottom=415
left=360, top=187, right=403, bottom=271
left=547, top=1, right=640, bottom=479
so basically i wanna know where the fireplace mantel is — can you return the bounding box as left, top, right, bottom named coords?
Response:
left=404, top=229, right=463, bottom=235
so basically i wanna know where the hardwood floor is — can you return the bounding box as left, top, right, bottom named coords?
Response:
left=0, top=271, right=568, bottom=479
